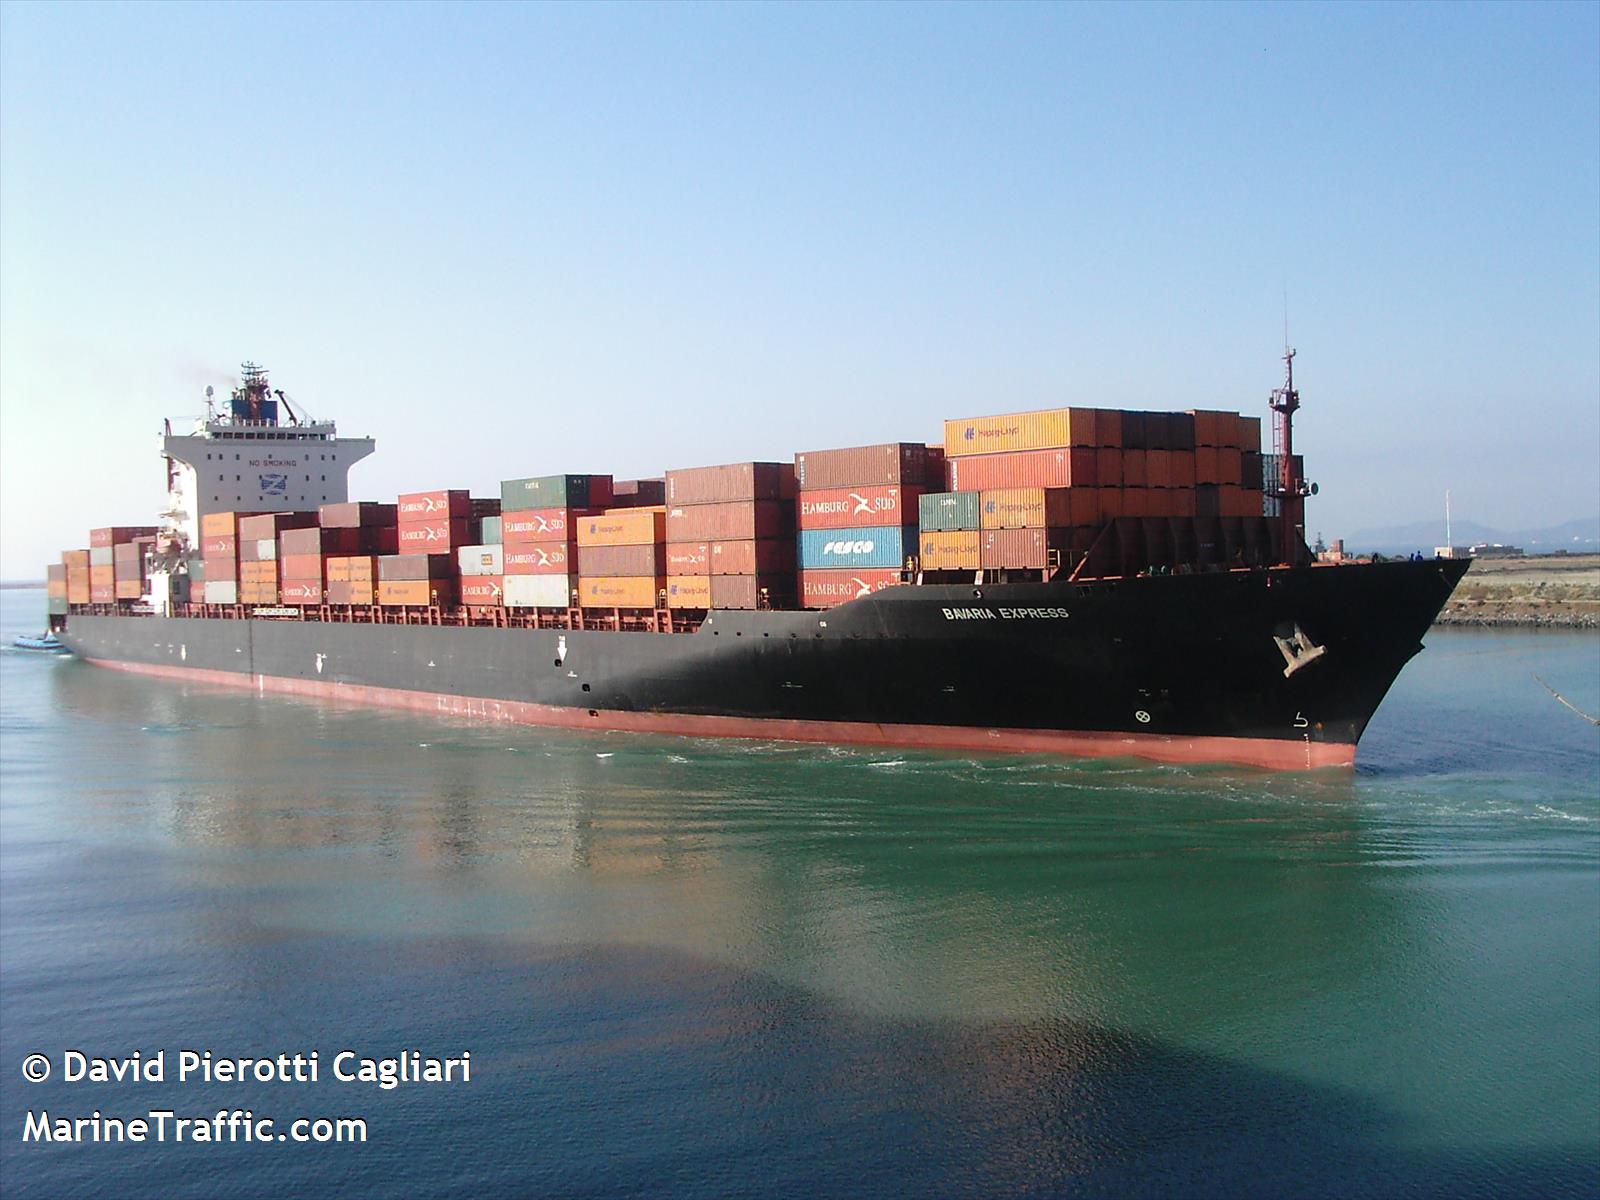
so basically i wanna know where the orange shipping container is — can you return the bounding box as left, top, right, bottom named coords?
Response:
left=943, top=408, right=1103, bottom=455
left=377, top=579, right=456, bottom=606
left=279, top=553, right=325, bottom=581
left=114, top=580, right=142, bottom=600
left=326, top=557, right=352, bottom=583
left=90, top=564, right=114, bottom=586
left=919, top=530, right=981, bottom=570
left=578, top=576, right=660, bottom=608
left=978, top=488, right=1073, bottom=530
left=665, top=575, right=712, bottom=608
left=62, top=549, right=91, bottom=569
left=665, top=542, right=710, bottom=574
left=240, top=562, right=275, bottom=583
left=576, top=510, right=665, bottom=548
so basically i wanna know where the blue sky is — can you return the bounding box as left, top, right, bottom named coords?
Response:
left=2, top=1, right=1596, bottom=573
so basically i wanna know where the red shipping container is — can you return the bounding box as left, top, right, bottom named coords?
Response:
left=798, top=568, right=906, bottom=608
left=279, top=580, right=323, bottom=604
left=281, top=526, right=368, bottom=556
left=794, top=443, right=930, bottom=491
left=319, top=501, right=398, bottom=528
left=1215, top=447, right=1243, bottom=486
left=397, top=518, right=473, bottom=550
left=797, top=484, right=922, bottom=530
left=378, top=553, right=456, bottom=581
left=279, top=553, right=326, bottom=581
left=1195, top=446, right=1221, bottom=485
left=1122, top=450, right=1148, bottom=488
left=1146, top=449, right=1172, bottom=488
left=90, top=585, right=115, bottom=604
left=947, top=448, right=1097, bottom=492
left=665, top=462, right=795, bottom=504
left=979, top=528, right=1071, bottom=570
left=503, top=541, right=576, bottom=575
left=709, top=539, right=797, bottom=575
left=502, top=508, right=581, bottom=543
left=202, top=533, right=237, bottom=559
left=239, top=512, right=316, bottom=541
left=91, top=525, right=159, bottom=548
left=397, top=490, right=471, bottom=521
left=1238, top=417, right=1262, bottom=454
left=665, top=500, right=791, bottom=542
left=610, top=479, right=667, bottom=507
left=1171, top=451, right=1196, bottom=489
left=665, top=542, right=710, bottom=573
left=203, top=555, right=238, bottom=582
left=461, top=576, right=506, bottom=607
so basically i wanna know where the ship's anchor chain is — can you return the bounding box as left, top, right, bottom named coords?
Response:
left=1274, top=622, right=1327, bottom=678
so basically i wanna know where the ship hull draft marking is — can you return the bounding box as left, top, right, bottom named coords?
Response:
left=61, top=561, right=1469, bottom=771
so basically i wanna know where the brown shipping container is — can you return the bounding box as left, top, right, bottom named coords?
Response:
left=238, top=512, right=316, bottom=541
left=90, top=564, right=115, bottom=586
left=202, top=533, right=238, bottom=559
left=710, top=574, right=792, bottom=610
left=1238, top=416, right=1262, bottom=454
left=665, top=576, right=711, bottom=608
left=610, top=479, right=667, bottom=507
left=794, top=443, right=930, bottom=491
left=326, top=580, right=374, bottom=606
left=1123, top=450, right=1148, bottom=488
left=576, top=510, right=665, bottom=548
left=980, top=528, right=1071, bottom=570
left=919, top=530, right=981, bottom=571
left=1171, top=451, right=1197, bottom=489
left=665, top=542, right=710, bottom=574
left=665, top=462, right=795, bottom=505
left=397, top=490, right=471, bottom=521
left=62, top=549, right=91, bottom=569
left=577, top=544, right=668, bottom=578
left=797, top=568, right=906, bottom=608
left=797, top=484, right=921, bottom=530
left=281, top=526, right=370, bottom=556
left=578, top=576, right=660, bottom=608
left=397, top=518, right=473, bottom=551
left=709, top=538, right=796, bottom=576
left=68, top=584, right=91, bottom=605
left=947, top=448, right=1097, bottom=492
left=1195, top=446, right=1220, bottom=485
left=503, top=541, right=576, bottom=575
left=279, top=553, right=326, bottom=581
left=377, top=579, right=457, bottom=606
left=1215, top=447, right=1243, bottom=486
left=461, top=576, right=506, bottom=607
left=502, top=508, right=583, bottom=543
left=114, top=581, right=142, bottom=600
left=665, top=500, right=790, bottom=543
left=89, top=585, right=116, bottom=604
left=379, top=553, right=455, bottom=581
left=1146, top=449, right=1172, bottom=488
left=90, top=525, right=159, bottom=548
left=319, top=501, right=398, bottom=528
left=280, top=580, right=323, bottom=605
left=979, top=488, right=1072, bottom=530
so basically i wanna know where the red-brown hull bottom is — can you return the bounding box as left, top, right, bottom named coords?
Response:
left=86, top=656, right=1357, bottom=771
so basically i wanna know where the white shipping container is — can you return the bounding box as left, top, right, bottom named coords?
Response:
left=204, top=580, right=238, bottom=605
left=457, top=543, right=505, bottom=577
left=504, top=574, right=571, bottom=608
left=90, top=546, right=114, bottom=566
left=257, top=539, right=278, bottom=560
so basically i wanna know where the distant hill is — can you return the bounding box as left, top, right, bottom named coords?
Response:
left=1346, top=515, right=1600, bottom=556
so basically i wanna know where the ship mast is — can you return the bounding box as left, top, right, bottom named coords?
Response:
left=1268, top=348, right=1310, bottom=564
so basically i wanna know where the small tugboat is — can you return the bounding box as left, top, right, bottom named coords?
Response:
left=12, top=631, right=69, bottom=653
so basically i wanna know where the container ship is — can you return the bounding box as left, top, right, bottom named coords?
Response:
left=45, top=356, right=1468, bottom=770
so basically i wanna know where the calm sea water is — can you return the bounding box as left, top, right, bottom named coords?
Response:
left=1, top=587, right=1596, bottom=1199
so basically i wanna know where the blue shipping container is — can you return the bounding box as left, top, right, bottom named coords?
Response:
left=797, top=525, right=917, bottom=569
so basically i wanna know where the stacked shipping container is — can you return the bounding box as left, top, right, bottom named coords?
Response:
left=664, top=462, right=796, bottom=609
left=794, top=444, right=931, bottom=608
left=500, top=475, right=612, bottom=609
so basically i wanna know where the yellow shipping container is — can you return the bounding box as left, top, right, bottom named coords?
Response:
left=326, top=556, right=352, bottom=583
left=378, top=580, right=437, bottom=606
left=665, top=575, right=712, bottom=608
left=943, top=407, right=1103, bottom=456
left=919, top=530, right=981, bottom=570
left=576, top=509, right=665, bottom=547
left=579, top=576, right=660, bottom=608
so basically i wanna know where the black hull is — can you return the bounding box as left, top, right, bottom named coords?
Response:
left=59, top=560, right=1469, bottom=769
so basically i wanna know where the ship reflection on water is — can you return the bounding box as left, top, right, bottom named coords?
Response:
left=5, top=650, right=1594, bottom=1198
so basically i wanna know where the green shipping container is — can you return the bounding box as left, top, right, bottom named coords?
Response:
left=480, top=516, right=503, bottom=545
left=918, top=491, right=981, bottom=532
left=500, top=474, right=611, bottom=513
left=47, top=597, right=69, bottom=616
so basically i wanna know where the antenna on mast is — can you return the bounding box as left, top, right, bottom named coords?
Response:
left=1268, top=344, right=1312, bottom=565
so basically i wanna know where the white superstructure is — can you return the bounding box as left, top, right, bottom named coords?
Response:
left=160, top=363, right=374, bottom=556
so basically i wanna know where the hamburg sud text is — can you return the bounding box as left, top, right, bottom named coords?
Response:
left=17, top=1048, right=472, bottom=1146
